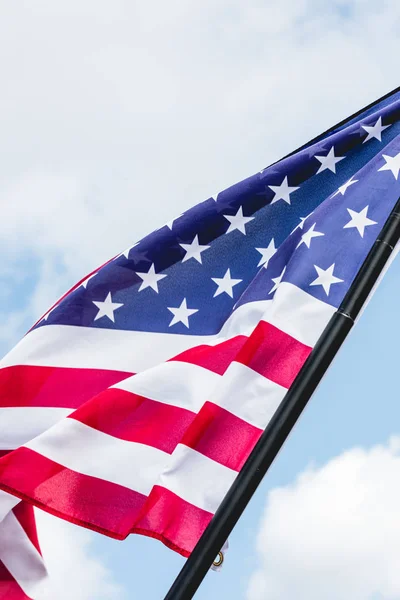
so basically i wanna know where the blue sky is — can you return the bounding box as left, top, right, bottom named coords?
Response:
left=1, top=2, right=400, bottom=599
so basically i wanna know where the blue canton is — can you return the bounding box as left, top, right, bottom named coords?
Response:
left=36, top=91, right=400, bottom=336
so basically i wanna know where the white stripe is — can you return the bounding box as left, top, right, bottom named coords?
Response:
left=24, top=418, right=236, bottom=513
left=0, top=510, right=49, bottom=599
left=0, top=324, right=205, bottom=373
left=267, top=281, right=335, bottom=347
left=158, top=444, right=237, bottom=514
left=219, top=299, right=271, bottom=339
left=0, top=407, right=73, bottom=450
left=25, top=418, right=169, bottom=497
left=115, top=360, right=286, bottom=431
left=211, top=361, right=287, bottom=429
left=0, top=491, right=20, bottom=523
left=0, top=283, right=335, bottom=373
left=114, top=362, right=221, bottom=412
left=0, top=300, right=266, bottom=373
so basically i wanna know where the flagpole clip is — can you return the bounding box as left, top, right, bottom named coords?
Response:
left=212, top=551, right=224, bottom=568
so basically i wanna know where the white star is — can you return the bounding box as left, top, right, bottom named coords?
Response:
left=332, top=176, right=358, bottom=197
left=167, top=298, right=198, bottom=328
left=343, top=206, right=377, bottom=238
left=41, top=305, right=57, bottom=321
left=255, top=238, right=277, bottom=268
left=212, top=269, right=242, bottom=298
left=310, top=264, right=343, bottom=296
left=120, top=242, right=139, bottom=259
left=81, top=272, right=97, bottom=288
left=298, top=214, right=311, bottom=229
left=269, top=176, right=300, bottom=205
left=315, top=147, right=345, bottom=174
left=224, top=207, right=255, bottom=235
left=297, top=223, right=324, bottom=249
left=164, top=214, right=184, bottom=230
left=269, top=267, right=286, bottom=294
left=92, top=292, right=124, bottom=323
left=135, top=263, right=167, bottom=293
left=291, top=212, right=314, bottom=234
left=362, top=117, right=390, bottom=143
left=180, top=235, right=210, bottom=264
left=378, top=152, right=400, bottom=180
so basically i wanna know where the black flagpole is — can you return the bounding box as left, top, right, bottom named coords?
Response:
left=164, top=195, right=400, bottom=600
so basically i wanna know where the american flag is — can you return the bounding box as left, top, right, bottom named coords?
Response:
left=0, top=88, right=400, bottom=598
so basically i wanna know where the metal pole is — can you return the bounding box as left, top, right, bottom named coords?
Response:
left=164, top=196, right=400, bottom=600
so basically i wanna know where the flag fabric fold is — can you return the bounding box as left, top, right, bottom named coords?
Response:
left=0, top=88, right=400, bottom=585
left=0, top=488, right=49, bottom=600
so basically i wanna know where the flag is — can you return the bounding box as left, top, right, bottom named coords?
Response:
left=0, top=86, right=399, bottom=578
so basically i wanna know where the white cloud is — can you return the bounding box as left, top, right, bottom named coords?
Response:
left=35, top=509, right=124, bottom=600
left=0, top=0, right=399, bottom=304
left=247, top=437, right=400, bottom=600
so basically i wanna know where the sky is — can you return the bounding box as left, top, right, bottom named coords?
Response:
left=1, top=1, right=400, bottom=598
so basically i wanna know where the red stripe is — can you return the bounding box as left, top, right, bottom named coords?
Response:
left=12, top=503, right=41, bottom=555
left=0, top=448, right=146, bottom=540
left=171, top=335, right=247, bottom=375
left=0, top=318, right=313, bottom=559
left=0, top=365, right=132, bottom=409
left=172, top=322, right=311, bottom=388
left=181, top=401, right=262, bottom=471
left=73, top=388, right=195, bottom=453
left=0, top=563, right=32, bottom=600
left=236, top=320, right=311, bottom=387
left=64, top=320, right=309, bottom=470
left=0, top=322, right=308, bottom=413
left=0, top=562, right=14, bottom=582
left=0, top=449, right=211, bottom=556
left=71, top=386, right=263, bottom=471
left=133, top=485, right=212, bottom=556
